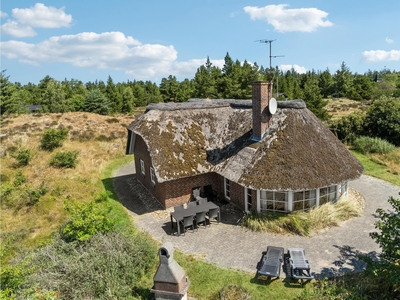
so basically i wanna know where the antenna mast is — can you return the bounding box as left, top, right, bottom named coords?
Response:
left=256, top=39, right=284, bottom=81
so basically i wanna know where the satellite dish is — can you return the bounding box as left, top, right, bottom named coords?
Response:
left=269, top=98, right=277, bottom=115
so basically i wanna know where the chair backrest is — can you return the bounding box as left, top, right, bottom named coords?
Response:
left=193, top=188, right=200, bottom=198
left=183, top=215, right=194, bottom=227
left=196, top=211, right=206, bottom=222
left=174, top=205, right=184, bottom=212
left=187, top=201, right=197, bottom=209
left=208, top=208, right=219, bottom=219
left=198, top=198, right=207, bottom=206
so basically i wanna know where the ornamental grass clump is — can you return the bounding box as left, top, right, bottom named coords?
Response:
left=352, top=136, right=395, bottom=155
left=241, top=189, right=364, bottom=236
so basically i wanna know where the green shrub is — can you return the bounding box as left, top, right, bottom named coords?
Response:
left=12, top=149, right=31, bottom=166
left=40, top=128, right=68, bottom=151
left=60, top=200, right=115, bottom=242
left=49, top=150, right=78, bottom=168
left=12, top=232, right=157, bottom=299
left=352, top=136, right=396, bottom=154
left=330, top=112, right=365, bottom=143
left=13, top=171, right=26, bottom=187
left=364, top=96, right=400, bottom=146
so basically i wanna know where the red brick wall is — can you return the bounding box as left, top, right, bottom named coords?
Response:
left=134, top=135, right=165, bottom=203
left=163, top=173, right=218, bottom=208
left=134, top=134, right=247, bottom=210
left=252, top=81, right=273, bottom=140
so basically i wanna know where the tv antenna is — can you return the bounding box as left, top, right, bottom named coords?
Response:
left=256, top=39, right=284, bottom=80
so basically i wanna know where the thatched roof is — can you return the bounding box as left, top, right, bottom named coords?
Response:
left=127, top=100, right=363, bottom=191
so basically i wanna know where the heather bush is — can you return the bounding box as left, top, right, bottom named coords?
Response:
left=8, top=232, right=157, bottom=299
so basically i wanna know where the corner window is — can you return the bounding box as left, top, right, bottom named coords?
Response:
left=224, top=178, right=230, bottom=199
left=150, top=167, right=156, bottom=184
left=319, top=186, right=336, bottom=205
left=140, top=159, right=145, bottom=176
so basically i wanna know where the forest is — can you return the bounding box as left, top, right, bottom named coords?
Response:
left=1, top=52, right=400, bottom=121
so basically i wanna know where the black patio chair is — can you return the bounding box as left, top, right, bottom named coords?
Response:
left=287, top=248, right=314, bottom=280
left=174, top=204, right=184, bottom=212
left=195, top=211, right=207, bottom=230
left=256, top=246, right=284, bottom=279
left=179, top=215, right=195, bottom=235
left=207, top=207, right=219, bottom=225
left=197, top=198, right=207, bottom=206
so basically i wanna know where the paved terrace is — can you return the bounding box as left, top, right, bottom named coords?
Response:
left=113, top=162, right=399, bottom=278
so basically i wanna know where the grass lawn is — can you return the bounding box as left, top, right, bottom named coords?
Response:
left=174, top=252, right=305, bottom=300
left=351, top=150, right=400, bottom=186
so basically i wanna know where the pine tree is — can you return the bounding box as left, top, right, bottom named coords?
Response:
left=84, top=89, right=110, bottom=115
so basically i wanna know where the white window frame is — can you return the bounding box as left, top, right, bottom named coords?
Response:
left=150, top=167, right=156, bottom=184
left=259, top=190, right=288, bottom=213
left=224, top=178, right=231, bottom=200
left=140, top=159, right=145, bottom=176
left=245, top=187, right=253, bottom=213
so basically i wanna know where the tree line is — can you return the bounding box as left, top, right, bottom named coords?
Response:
left=1, top=52, right=400, bottom=119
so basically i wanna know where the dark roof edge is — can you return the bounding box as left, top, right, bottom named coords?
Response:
left=145, top=99, right=306, bottom=112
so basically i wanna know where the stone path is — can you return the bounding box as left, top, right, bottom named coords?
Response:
left=113, top=162, right=399, bottom=278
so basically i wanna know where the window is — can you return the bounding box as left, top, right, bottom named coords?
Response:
left=319, top=186, right=336, bottom=205
left=140, top=159, right=145, bottom=176
left=246, top=188, right=253, bottom=212
left=150, top=167, right=156, bottom=184
left=293, top=190, right=316, bottom=211
left=260, top=190, right=288, bottom=212
left=224, top=178, right=230, bottom=199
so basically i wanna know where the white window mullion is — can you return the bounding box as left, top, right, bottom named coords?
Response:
left=257, top=190, right=261, bottom=213
left=316, top=188, right=320, bottom=206
left=288, top=191, right=293, bottom=212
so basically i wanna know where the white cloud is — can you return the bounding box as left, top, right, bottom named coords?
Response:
left=362, top=50, right=400, bottom=62
left=244, top=4, right=333, bottom=33
left=280, top=64, right=307, bottom=74
left=1, top=3, right=73, bottom=37
left=0, top=31, right=216, bottom=80
left=1, top=20, right=36, bottom=37
left=12, top=3, right=72, bottom=28
left=385, top=37, right=393, bottom=44
left=0, top=11, right=8, bottom=18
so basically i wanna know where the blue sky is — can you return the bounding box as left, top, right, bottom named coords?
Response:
left=1, top=1, right=399, bottom=85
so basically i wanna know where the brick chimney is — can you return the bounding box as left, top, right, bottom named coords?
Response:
left=252, top=81, right=273, bottom=140
left=151, top=242, right=190, bottom=300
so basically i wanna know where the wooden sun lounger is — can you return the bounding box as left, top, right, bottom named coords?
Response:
left=256, top=246, right=284, bottom=278
left=287, top=248, right=314, bottom=280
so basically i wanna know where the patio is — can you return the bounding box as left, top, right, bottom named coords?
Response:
left=113, top=161, right=399, bottom=278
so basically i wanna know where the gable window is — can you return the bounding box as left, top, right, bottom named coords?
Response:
left=224, top=178, right=230, bottom=199
left=150, top=167, right=156, bottom=184
left=140, top=159, right=145, bottom=176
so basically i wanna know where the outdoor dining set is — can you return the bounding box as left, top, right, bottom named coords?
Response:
left=170, top=189, right=220, bottom=235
